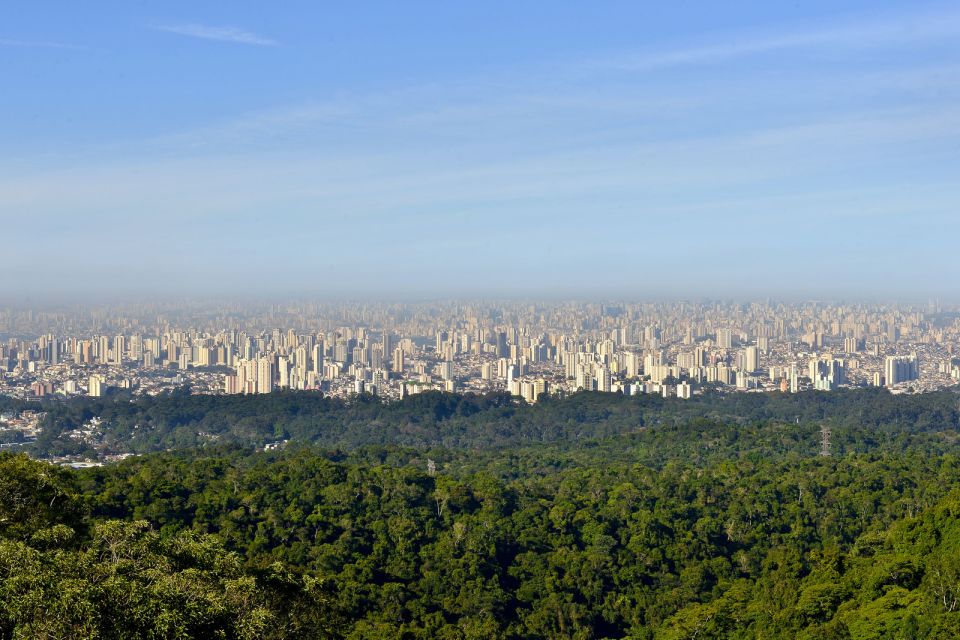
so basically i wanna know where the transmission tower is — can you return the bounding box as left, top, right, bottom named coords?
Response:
left=819, top=424, right=831, bottom=457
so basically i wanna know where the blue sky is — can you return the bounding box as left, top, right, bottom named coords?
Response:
left=2, top=1, right=959, bottom=299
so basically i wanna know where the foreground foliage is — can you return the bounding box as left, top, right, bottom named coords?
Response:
left=71, top=445, right=960, bottom=639
left=0, top=454, right=337, bottom=639
left=2, top=388, right=960, bottom=637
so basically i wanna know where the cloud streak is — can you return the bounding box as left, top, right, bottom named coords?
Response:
left=156, top=24, right=276, bottom=46
left=584, top=7, right=960, bottom=72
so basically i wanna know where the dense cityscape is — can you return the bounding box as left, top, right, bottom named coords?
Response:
left=3, top=300, right=957, bottom=424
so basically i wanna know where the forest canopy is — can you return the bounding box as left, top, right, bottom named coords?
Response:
left=2, top=388, right=960, bottom=638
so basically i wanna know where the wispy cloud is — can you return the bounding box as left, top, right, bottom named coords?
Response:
left=0, top=38, right=86, bottom=50
left=584, top=8, right=960, bottom=72
left=156, top=24, right=276, bottom=46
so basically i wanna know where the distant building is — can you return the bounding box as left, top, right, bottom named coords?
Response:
left=810, top=357, right=846, bottom=391
left=844, top=337, right=859, bottom=354
left=716, top=329, right=733, bottom=349
left=885, top=354, right=918, bottom=387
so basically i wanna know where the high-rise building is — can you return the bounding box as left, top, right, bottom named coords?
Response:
left=312, top=344, right=324, bottom=375
left=595, top=366, right=611, bottom=392
left=113, top=335, right=125, bottom=365
left=257, top=357, right=275, bottom=394
left=576, top=363, right=592, bottom=390
left=810, top=357, right=846, bottom=391
left=885, top=354, right=918, bottom=387
left=496, top=332, right=508, bottom=358
left=533, top=379, right=547, bottom=402
left=736, top=370, right=749, bottom=389
left=623, top=352, right=640, bottom=378
left=438, top=361, right=453, bottom=381
left=352, top=346, right=369, bottom=366
left=844, top=337, right=859, bottom=354
left=480, top=362, right=494, bottom=380
left=88, top=375, right=103, bottom=398
left=693, top=347, right=707, bottom=368
left=382, top=333, right=392, bottom=363
left=716, top=329, right=733, bottom=349
left=98, top=336, right=110, bottom=364
left=886, top=324, right=900, bottom=344
left=79, top=340, right=93, bottom=364
left=521, top=380, right=536, bottom=404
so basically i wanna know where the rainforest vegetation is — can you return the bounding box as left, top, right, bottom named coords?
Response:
left=2, top=388, right=960, bottom=638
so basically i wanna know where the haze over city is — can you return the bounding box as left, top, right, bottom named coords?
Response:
left=3, top=1, right=959, bottom=298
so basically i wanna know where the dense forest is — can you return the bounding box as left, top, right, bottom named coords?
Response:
left=3, top=388, right=960, bottom=637
left=23, top=387, right=960, bottom=458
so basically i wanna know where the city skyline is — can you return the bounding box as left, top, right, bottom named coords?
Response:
left=3, top=1, right=960, bottom=297
left=2, top=298, right=956, bottom=413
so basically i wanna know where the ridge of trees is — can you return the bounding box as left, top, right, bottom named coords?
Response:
left=25, top=387, right=960, bottom=459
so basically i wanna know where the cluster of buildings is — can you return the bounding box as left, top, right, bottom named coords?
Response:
left=0, top=300, right=958, bottom=404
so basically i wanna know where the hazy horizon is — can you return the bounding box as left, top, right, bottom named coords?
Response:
left=2, top=293, right=958, bottom=311
left=3, top=1, right=959, bottom=298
